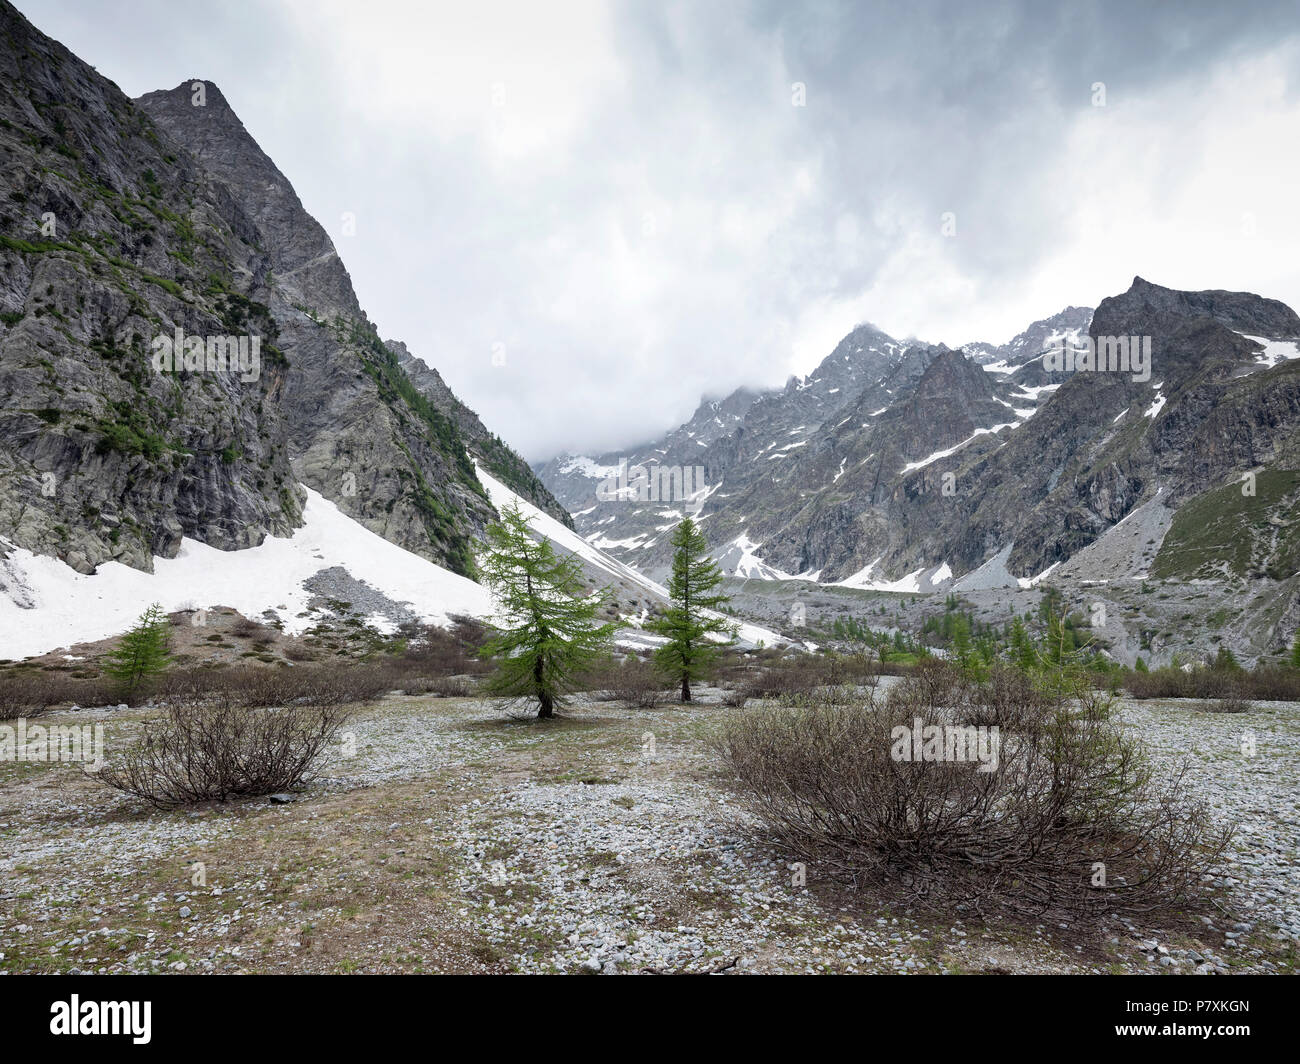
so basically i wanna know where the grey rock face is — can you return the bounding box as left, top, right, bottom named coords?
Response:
left=133, top=79, right=493, bottom=575
left=536, top=324, right=918, bottom=579
left=0, top=5, right=302, bottom=574
left=0, top=4, right=564, bottom=581
left=137, top=79, right=569, bottom=565
left=390, top=340, right=571, bottom=528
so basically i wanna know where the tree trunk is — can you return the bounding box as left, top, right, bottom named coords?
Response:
left=535, top=658, right=554, bottom=718
left=681, top=675, right=691, bottom=703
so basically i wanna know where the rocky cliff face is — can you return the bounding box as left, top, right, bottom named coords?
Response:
left=534, top=323, right=921, bottom=577
left=0, top=4, right=302, bottom=574
left=0, top=2, right=566, bottom=580
left=390, top=340, right=572, bottom=528
left=134, top=79, right=569, bottom=571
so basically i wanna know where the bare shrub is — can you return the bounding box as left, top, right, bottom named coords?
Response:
left=97, top=690, right=348, bottom=807
left=428, top=675, right=476, bottom=697
left=608, top=658, right=671, bottom=708
left=0, top=671, right=121, bottom=718
left=392, top=673, right=475, bottom=697
left=0, top=672, right=63, bottom=719
left=157, top=663, right=389, bottom=710
left=743, top=655, right=827, bottom=699
left=1126, top=664, right=1300, bottom=702
left=397, top=617, right=492, bottom=677
left=58, top=675, right=119, bottom=708
left=741, top=649, right=899, bottom=702
left=719, top=661, right=1229, bottom=918
left=1244, top=666, right=1300, bottom=701
left=230, top=615, right=271, bottom=639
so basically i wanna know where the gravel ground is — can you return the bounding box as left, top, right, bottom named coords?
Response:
left=1, top=687, right=1296, bottom=974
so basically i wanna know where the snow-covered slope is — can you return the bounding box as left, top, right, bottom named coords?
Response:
left=0, top=461, right=787, bottom=661
left=0, top=488, right=492, bottom=659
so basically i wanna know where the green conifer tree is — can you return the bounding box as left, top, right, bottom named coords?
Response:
left=477, top=503, right=616, bottom=718
left=103, top=603, right=172, bottom=700
left=647, top=518, right=735, bottom=702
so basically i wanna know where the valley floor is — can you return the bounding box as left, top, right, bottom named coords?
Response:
left=1, top=689, right=1296, bottom=975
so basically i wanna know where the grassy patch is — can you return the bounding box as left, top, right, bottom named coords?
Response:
left=1154, top=470, right=1300, bottom=579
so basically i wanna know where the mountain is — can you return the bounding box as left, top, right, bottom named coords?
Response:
left=538, top=282, right=1300, bottom=661
left=390, top=340, right=571, bottom=529
left=534, top=323, right=919, bottom=575
left=537, top=384, right=767, bottom=516
left=0, top=0, right=564, bottom=583
left=538, top=311, right=1088, bottom=582
left=962, top=304, right=1093, bottom=367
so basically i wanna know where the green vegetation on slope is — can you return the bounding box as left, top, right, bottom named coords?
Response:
left=1154, top=469, right=1300, bottom=580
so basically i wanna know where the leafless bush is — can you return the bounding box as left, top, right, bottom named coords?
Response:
left=741, top=649, right=900, bottom=702
left=230, top=615, right=271, bottom=639
left=393, top=673, right=476, bottom=697
left=396, top=617, right=492, bottom=677
left=58, top=675, right=119, bottom=708
left=0, top=672, right=119, bottom=719
left=608, top=658, right=671, bottom=708
left=1126, top=664, right=1300, bottom=701
left=743, top=654, right=828, bottom=699
left=97, top=690, right=348, bottom=807
left=158, top=663, right=390, bottom=709
left=0, top=672, right=62, bottom=719
left=719, top=661, right=1229, bottom=918
left=1243, top=666, right=1300, bottom=700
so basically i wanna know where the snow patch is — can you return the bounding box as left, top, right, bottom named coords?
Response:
left=1238, top=333, right=1300, bottom=370
left=901, top=423, right=1017, bottom=473
left=0, top=489, right=492, bottom=660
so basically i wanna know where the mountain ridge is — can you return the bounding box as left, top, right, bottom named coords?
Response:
left=539, top=285, right=1300, bottom=613
left=0, top=0, right=565, bottom=586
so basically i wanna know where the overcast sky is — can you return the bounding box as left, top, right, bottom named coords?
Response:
left=22, top=0, right=1300, bottom=460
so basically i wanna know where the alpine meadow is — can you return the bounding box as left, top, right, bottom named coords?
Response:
left=0, top=0, right=1297, bottom=1042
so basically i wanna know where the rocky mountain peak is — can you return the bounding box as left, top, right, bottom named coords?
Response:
left=0, top=4, right=565, bottom=579
left=138, top=82, right=360, bottom=318
left=1098, top=276, right=1300, bottom=340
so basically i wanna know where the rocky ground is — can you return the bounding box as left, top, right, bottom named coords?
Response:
left=730, top=572, right=1300, bottom=672
left=1, top=685, right=1296, bottom=975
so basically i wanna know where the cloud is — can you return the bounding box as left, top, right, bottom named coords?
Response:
left=21, top=0, right=1300, bottom=459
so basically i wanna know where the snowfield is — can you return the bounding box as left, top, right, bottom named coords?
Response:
left=0, top=488, right=492, bottom=659
left=1238, top=333, right=1300, bottom=370
left=0, top=467, right=786, bottom=660
left=832, top=557, right=953, bottom=594
left=900, top=423, right=1018, bottom=473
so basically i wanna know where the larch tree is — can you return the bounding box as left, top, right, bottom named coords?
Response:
left=103, top=603, right=173, bottom=701
left=477, top=502, right=616, bottom=718
left=648, top=517, right=735, bottom=702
